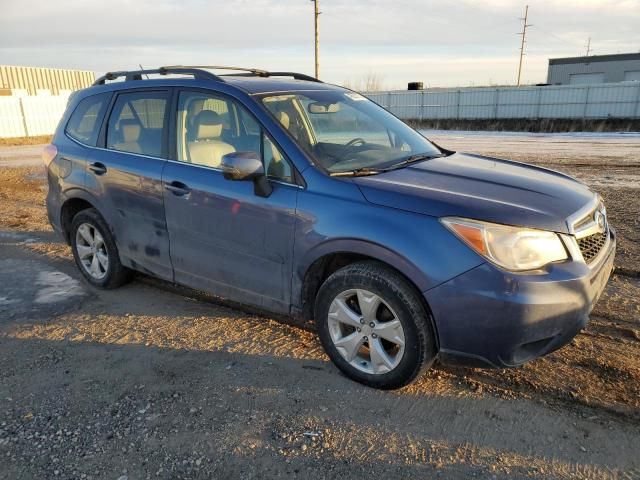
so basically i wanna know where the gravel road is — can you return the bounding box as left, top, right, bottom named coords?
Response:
left=0, top=133, right=639, bottom=479
left=0, top=144, right=44, bottom=168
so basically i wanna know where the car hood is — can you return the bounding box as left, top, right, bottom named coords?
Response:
left=353, top=152, right=595, bottom=234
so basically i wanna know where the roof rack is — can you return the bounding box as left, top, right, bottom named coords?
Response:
left=93, top=65, right=322, bottom=86
left=93, top=66, right=223, bottom=85
left=167, top=65, right=322, bottom=83
left=164, top=65, right=270, bottom=76
left=272, top=72, right=321, bottom=83
left=224, top=71, right=321, bottom=83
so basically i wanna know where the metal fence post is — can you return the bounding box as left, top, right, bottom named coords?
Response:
left=456, top=89, right=461, bottom=120
left=388, top=92, right=392, bottom=111
left=536, top=87, right=542, bottom=119
left=634, top=83, right=640, bottom=119
left=420, top=89, right=425, bottom=122
left=494, top=89, right=499, bottom=119
left=18, top=97, right=30, bottom=137
left=583, top=86, right=590, bottom=119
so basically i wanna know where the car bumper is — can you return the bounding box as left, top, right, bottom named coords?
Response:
left=424, top=229, right=616, bottom=368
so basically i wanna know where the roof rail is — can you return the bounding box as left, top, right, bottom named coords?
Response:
left=163, top=65, right=270, bottom=76
left=258, top=71, right=322, bottom=83
left=168, top=65, right=322, bottom=82
left=93, top=65, right=322, bottom=86
left=93, top=66, right=223, bottom=85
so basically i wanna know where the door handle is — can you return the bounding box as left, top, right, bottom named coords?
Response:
left=164, top=181, right=190, bottom=196
left=88, top=162, right=107, bottom=175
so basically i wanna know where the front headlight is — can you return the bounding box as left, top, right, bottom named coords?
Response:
left=441, top=217, right=568, bottom=272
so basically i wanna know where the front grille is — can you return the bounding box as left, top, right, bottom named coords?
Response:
left=577, top=230, right=608, bottom=264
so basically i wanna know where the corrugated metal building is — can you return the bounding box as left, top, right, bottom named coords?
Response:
left=0, top=65, right=95, bottom=95
left=547, top=53, right=640, bottom=85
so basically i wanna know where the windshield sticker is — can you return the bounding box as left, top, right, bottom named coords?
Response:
left=345, top=92, right=367, bottom=101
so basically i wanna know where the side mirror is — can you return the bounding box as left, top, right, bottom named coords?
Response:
left=220, top=151, right=272, bottom=197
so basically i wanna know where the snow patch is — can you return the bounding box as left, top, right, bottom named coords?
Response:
left=35, top=270, right=84, bottom=304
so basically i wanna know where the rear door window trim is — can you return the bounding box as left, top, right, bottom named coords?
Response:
left=98, top=87, right=173, bottom=160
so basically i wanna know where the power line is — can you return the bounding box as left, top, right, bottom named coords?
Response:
left=585, top=37, right=592, bottom=56
left=516, top=5, right=532, bottom=86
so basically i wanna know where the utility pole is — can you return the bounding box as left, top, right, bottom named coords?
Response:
left=585, top=37, right=592, bottom=56
left=516, top=5, right=532, bottom=86
left=311, top=0, right=320, bottom=79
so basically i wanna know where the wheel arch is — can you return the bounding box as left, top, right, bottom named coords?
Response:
left=59, top=189, right=105, bottom=244
left=296, top=240, right=440, bottom=347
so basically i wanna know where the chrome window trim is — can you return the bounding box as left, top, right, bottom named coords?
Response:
left=65, top=132, right=95, bottom=149
left=68, top=133, right=168, bottom=162
left=68, top=133, right=303, bottom=188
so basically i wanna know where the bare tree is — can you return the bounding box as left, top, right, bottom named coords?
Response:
left=341, top=72, right=385, bottom=92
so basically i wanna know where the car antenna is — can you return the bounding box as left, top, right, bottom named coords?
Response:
left=139, top=64, right=150, bottom=79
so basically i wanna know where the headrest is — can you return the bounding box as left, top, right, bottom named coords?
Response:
left=194, top=110, right=223, bottom=140
left=120, top=119, right=141, bottom=142
left=277, top=111, right=290, bottom=130
left=188, top=98, right=205, bottom=118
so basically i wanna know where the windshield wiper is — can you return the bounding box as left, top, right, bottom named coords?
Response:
left=387, top=153, right=445, bottom=170
left=328, top=153, right=445, bottom=177
left=329, top=166, right=390, bottom=177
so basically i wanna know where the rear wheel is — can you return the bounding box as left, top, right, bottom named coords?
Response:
left=70, top=208, right=132, bottom=289
left=315, top=261, right=437, bottom=389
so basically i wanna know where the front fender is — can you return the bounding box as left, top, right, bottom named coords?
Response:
left=292, top=181, right=485, bottom=310
left=297, top=238, right=436, bottom=295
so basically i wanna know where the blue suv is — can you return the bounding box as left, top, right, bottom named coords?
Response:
left=44, top=66, right=615, bottom=389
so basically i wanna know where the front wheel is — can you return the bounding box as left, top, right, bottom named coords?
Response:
left=314, top=261, right=437, bottom=389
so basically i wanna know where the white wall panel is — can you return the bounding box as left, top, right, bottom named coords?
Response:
left=0, top=97, right=27, bottom=137
left=0, top=93, right=69, bottom=138
left=364, top=82, right=640, bottom=120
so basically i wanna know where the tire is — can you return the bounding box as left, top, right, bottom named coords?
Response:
left=315, top=260, right=437, bottom=389
left=70, top=208, right=132, bottom=289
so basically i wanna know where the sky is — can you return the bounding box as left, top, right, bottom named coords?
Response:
left=1, top=0, right=639, bottom=89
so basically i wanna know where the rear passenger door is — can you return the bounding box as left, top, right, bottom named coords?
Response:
left=85, top=89, right=173, bottom=281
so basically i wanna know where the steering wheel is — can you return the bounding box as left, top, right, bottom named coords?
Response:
left=344, top=138, right=366, bottom=148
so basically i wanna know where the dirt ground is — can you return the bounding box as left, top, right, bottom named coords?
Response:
left=0, top=133, right=639, bottom=479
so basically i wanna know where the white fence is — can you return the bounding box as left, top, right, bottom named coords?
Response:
left=2, top=82, right=640, bottom=138
left=0, top=92, right=70, bottom=138
left=365, top=82, right=640, bottom=121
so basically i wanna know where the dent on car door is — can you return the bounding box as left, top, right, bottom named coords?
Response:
left=162, top=89, right=299, bottom=313
left=85, top=89, right=173, bottom=280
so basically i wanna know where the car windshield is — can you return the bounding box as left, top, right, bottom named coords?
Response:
left=260, top=90, right=443, bottom=174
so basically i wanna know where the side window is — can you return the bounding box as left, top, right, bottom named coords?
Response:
left=263, top=134, right=293, bottom=183
left=65, top=93, right=111, bottom=146
left=106, top=91, right=169, bottom=157
left=176, top=91, right=295, bottom=183
left=238, top=107, right=260, bottom=136
left=262, top=96, right=314, bottom=151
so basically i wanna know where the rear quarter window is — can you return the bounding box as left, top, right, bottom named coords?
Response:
left=65, top=92, right=111, bottom=146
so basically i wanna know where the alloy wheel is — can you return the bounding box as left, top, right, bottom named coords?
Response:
left=327, top=289, right=406, bottom=375
left=75, top=222, right=109, bottom=280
